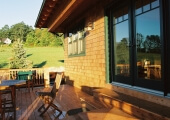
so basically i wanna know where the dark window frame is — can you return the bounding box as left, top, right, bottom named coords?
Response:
left=105, top=0, right=170, bottom=95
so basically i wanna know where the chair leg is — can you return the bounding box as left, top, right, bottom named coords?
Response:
left=39, top=103, right=62, bottom=118
left=56, top=110, right=62, bottom=118
left=50, top=103, right=62, bottom=118
left=39, top=104, right=51, bottom=116
left=51, top=103, right=62, bottom=112
left=38, top=104, right=45, bottom=112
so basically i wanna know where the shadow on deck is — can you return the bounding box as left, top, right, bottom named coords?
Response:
left=2, top=84, right=138, bottom=120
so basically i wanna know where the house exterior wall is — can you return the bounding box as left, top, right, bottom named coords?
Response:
left=4, top=38, right=11, bottom=44
left=63, top=0, right=170, bottom=107
left=1, top=38, right=11, bottom=44
left=64, top=3, right=106, bottom=92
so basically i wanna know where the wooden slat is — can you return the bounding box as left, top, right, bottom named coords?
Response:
left=0, top=68, right=45, bottom=86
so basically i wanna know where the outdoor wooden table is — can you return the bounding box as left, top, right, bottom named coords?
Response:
left=0, top=80, right=26, bottom=120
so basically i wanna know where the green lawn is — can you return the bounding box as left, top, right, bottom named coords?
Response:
left=0, top=46, right=64, bottom=69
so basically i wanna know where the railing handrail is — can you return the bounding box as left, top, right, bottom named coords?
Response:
left=0, top=68, right=45, bottom=86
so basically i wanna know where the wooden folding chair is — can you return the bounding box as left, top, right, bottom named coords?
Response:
left=0, top=87, right=15, bottom=120
left=36, top=72, right=63, bottom=117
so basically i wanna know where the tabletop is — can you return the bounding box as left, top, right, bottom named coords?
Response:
left=0, top=80, right=26, bottom=86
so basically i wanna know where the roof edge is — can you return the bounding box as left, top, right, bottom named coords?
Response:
left=34, top=0, right=46, bottom=28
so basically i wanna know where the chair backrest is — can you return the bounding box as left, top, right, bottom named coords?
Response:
left=17, top=71, right=32, bottom=80
left=51, top=72, right=63, bottom=97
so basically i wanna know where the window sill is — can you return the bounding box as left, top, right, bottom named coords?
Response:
left=68, top=53, right=86, bottom=58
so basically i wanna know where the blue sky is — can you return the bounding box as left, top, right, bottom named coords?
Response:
left=0, top=0, right=43, bottom=29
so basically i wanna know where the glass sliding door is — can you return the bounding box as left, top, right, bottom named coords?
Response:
left=134, top=0, right=163, bottom=90
left=109, top=0, right=164, bottom=91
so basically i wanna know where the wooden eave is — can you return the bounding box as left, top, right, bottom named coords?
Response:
left=35, top=0, right=59, bottom=28
left=35, top=0, right=100, bottom=33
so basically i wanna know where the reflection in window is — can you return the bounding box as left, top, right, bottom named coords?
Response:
left=143, top=0, right=150, bottom=12
left=113, top=6, right=130, bottom=77
left=114, top=6, right=128, bottom=24
left=135, top=0, right=159, bottom=15
left=151, top=0, right=159, bottom=8
left=136, top=0, right=161, bottom=80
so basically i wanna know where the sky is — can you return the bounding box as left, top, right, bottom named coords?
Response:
left=0, top=0, right=43, bottom=29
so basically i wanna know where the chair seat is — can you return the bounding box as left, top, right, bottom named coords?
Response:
left=36, top=91, right=52, bottom=97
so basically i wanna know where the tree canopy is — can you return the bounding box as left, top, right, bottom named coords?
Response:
left=25, top=28, right=63, bottom=47
left=0, top=22, right=63, bottom=47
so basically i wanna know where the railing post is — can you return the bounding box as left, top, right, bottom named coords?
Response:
left=44, top=68, right=50, bottom=87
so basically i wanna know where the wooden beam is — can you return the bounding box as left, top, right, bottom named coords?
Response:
left=48, top=0, right=84, bottom=32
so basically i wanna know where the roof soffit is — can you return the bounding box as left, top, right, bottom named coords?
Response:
left=36, top=0, right=104, bottom=32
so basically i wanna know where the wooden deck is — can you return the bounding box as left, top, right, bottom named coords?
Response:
left=2, top=84, right=138, bottom=120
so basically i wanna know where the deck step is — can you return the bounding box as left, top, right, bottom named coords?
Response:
left=80, top=97, right=110, bottom=110
left=64, top=99, right=139, bottom=120
left=77, top=108, right=139, bottom=120
left=93, top=88, right=170, bottom=120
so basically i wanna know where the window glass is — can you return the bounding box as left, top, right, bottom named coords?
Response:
left=136, top=6, right=161, bottom=80
left=151, top=0, right=159, bottom=8
left=143, top=4, right=150, bottom=12
left=113, top=6, right=130, bottom=77
left=136, top=0, right=142, bottom=15
left=68, top=22, right=85, bottom=56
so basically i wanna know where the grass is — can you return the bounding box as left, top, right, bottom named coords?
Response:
left=0, top=46, right=64, bottom=69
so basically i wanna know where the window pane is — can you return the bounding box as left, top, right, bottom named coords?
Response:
left=136, top=8, right=161, bottom=80
left=73, top=41, right=77, bottom=54
left=69, top=33, right=72, bottom=37
left=151, top=0, right=159, bottom=8
left=113, top=5, right=130, bottom=77
left=124, top=14, right=128, bottom=20
left=68, top=21, right=85, bottom=56
left=114, top=21, right=130, bottom=76
left=78, top=39, right=84, bottom=54
left=143, top=4, right=150, bottom=12
left=143, top=0, right=150, bottom=12
left=118, top=17, right=123, bottom=22
left=113, top=10, right=123, bottom=24
left=135, top=0, right=142, bottom=15
left=123, top=6, right=129, bottom=20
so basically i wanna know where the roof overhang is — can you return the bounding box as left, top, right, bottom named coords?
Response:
left=35, top=0, right=100, bottom=33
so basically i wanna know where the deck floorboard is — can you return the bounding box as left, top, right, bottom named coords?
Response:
left=1, top=84, right=138, bottom=120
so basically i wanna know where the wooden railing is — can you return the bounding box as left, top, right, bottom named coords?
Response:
left=0, top=68, right=45, bottom=86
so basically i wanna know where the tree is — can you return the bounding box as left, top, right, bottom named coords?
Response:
left=9, top=39, right=32, bottom=69
left=116, top=38, right=129, bottom=64
left=0, top=25, right=10, bottom=38
left=136, top=33, right=144, bottom=51
left=25, top=31, right=36, bottom=46
left=25, top=28, right=63, bottom=47
left=143, top=35, right=160, bottom=53
left=9, top=22, right=33, bottom=42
